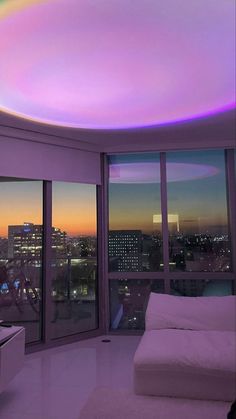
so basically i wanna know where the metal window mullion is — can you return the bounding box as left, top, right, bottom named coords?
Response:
left=97, top=154, right=109, bottom=334
left=42, top=180, right=52, bottom=344
left=160, top=152, right=170, bottom=293
left=225, top=149, right=236, bottom=293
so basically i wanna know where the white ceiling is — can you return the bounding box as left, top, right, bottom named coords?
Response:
left=0, top=0, right=235, bottom=136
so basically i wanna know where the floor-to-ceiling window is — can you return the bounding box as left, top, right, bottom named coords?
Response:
left=109, top=153, right=163, bottom=272
left=51, top=182, right=98, bottom=339
left=0, top=178, right=43, bottom=343
left=0, top=178, right=99, bottom=346
left=108, top=149, right=236, bottom=331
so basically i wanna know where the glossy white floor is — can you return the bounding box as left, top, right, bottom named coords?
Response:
left=0, top=335, right=141, bottom=419
left=0, top=335, right=232, bottom=419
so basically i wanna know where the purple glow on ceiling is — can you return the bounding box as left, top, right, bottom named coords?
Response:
left=0, top=0, right=235, bottom=129
left=109, top=163, right=219, bottom=183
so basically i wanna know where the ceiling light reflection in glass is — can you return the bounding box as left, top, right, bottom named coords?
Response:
left=109, top=162, right=219, bottom=184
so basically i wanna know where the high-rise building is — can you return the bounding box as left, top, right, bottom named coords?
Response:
left=8, top=222, right=67, bottom=258
left=51, top=227, right=67, bottom=257
left=108, top=230, right=142, bottom=271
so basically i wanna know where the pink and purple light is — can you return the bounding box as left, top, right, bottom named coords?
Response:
left=0, top=0, right=235, bottom=129
left=109, top=162, right=219, bottom=183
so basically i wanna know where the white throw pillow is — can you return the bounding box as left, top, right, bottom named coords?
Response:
left=145, top=293, right=236, bottom=331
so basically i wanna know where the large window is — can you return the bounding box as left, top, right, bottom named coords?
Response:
left=0, top=178, right=99, bottom=346
left=108, top=150, right=235, bottom=331
left=51, top=182, right=98, bottom=339
left=0, top=149, right=234, bottom=341
left=109, top=153, right=163, bottom=272
left=0, top=179, right=43, bottom=343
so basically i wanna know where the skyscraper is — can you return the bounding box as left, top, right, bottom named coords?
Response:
left=8, top=223, right=67, bottom=258
left=108, top=230, right=142, bottom=271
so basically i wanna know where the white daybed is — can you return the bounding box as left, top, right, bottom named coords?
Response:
left=134, top=293, right=236, bottom=401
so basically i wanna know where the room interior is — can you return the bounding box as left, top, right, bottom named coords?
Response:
left=0, top=1, right=235, bottom=418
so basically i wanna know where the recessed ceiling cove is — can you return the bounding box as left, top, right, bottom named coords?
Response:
left=0, top=0, right=235, bottom=130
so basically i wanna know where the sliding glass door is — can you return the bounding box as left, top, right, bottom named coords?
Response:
left=0, top=178, right=99, bottom=345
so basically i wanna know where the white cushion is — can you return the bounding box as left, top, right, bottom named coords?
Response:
left=134, top=329, right=236, bottom=401
left=145, top=293, right=236, bottom=331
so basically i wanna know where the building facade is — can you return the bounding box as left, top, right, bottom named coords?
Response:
left=8, top=223, right=67, bottom=259
left=109, top=230, right=142, bottom=272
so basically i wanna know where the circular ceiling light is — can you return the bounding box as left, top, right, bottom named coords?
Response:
left=109, top=162, right=219, bottom=183
left=0, top=0, right=235, bottom=129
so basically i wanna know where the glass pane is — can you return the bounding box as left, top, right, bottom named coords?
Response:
left=109, top=153, right=163, bottom=272
left=171, top=279, right=233, bottom=297
left=110, top=279, right=164, bottom=330
left=166, top=150, right=231, bottom=272
left=0, top=179, right=42, bottom=343
left=51, top=182, right=98, bottom=339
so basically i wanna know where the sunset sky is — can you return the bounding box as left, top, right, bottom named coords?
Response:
left=0, top=181, right=96, bottom=237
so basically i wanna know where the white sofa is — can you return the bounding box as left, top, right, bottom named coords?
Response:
left=134, top=293, right=236, bottom=401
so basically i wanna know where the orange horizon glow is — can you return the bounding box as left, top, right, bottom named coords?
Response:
left=52, top=185, right=97, bottom=236
left=0, top=212, right=96, bottom=238
left=0, top=181, right=97, bottom=238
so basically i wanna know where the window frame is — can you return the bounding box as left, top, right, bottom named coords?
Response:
left=106, top=148, right=236, bottom=332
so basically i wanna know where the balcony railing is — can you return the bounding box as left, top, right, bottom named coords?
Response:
left=0, top=256, right=97, bottom=312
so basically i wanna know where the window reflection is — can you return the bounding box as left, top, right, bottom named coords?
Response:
left=109, top=153, right=163, bottom=272
left=166, top=150, right=231, bottom=272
